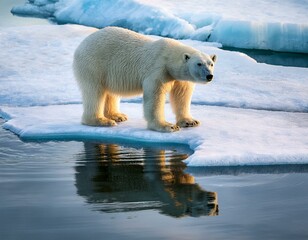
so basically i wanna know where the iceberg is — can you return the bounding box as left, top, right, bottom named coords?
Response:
left=208, top=20, right=308, bottom=53
left=11, top=0, right=308, bottom=53
left=12, top=0, right=195, bottom=39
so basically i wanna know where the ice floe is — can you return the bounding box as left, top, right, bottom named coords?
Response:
left=0, top=24, right=307, bottom=166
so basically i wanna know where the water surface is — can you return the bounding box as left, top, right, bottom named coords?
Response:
left=1, top=120, right=308, bottom=240
left=0, top=0, right=48, bottom=27
left=224, top=47, right=308, bottom=68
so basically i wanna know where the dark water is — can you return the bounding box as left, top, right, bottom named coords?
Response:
left=0, top=0, right=48, bottom=27
left=224, top=47, right=308, bottom=68
left=1, top=121, right=308, bottom=240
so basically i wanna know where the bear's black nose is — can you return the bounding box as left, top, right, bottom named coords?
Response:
left=206, top=74, right=213, bottom=81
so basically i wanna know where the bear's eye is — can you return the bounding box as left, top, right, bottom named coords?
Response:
left=197, top=63, right=202, bottom=66
left=184, top=54, right=190, bottom=61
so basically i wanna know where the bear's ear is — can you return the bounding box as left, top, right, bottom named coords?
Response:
left=183, top=53, right=191, bottom=62
left=211, top=54, right=217, bottom=63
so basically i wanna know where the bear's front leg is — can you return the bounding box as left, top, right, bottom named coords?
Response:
left=143, top=79, right=179, bottom=132
left=170, top=81, right=200, bottom=128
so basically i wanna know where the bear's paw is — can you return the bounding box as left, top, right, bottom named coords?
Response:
left=177, top=118, right=200, bottom=128
left=107, top=113, right=128, bottom=123
left=148, top=122, right=180, bottom=133
left=82, top=117, right=117, bottom=127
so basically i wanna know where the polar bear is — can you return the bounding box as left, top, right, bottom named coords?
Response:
left=73, top=27, right=217, bottom=132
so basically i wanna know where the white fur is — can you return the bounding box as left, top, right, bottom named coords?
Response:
left=73, top=27, right=216, bottom=132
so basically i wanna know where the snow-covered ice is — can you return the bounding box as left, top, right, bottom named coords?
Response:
left=1, top=25, right=307, bottom=111
left=0, top=24, right=307, bottom=166
left=0, top=25, right=95, bottom=106
left=2, top=103, right=308, bottom=166
left=11, top=0, right=308, bottom=53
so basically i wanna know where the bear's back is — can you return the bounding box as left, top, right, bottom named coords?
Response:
left=77, top=27, right=152, bottom=58
left=74, top=27, right=164, bottom=95
left=99, top=26, right=152, bottom=45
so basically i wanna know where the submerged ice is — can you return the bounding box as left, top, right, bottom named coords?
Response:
left=11, top=0, right=308, bottom=53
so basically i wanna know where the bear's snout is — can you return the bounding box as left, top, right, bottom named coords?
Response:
left=206, top=74, right=213, bottom=81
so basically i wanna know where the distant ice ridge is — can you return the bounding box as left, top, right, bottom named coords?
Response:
left=11, top=0, right=194, bottom=39
left=11, top=0, right=308, bottom=53
left=208, top=20, right=308, bottom=53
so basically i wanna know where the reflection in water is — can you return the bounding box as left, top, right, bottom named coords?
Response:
left=75, top=142, right=218, bottom=218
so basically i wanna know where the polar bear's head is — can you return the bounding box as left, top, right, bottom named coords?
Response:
left=184, top=52, right=217, bottom=83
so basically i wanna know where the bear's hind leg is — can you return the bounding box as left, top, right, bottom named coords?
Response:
left=81, top=87, right=116, bottom=127
left=104, top=94, right=128, bottom=122
left=170, top=81, right=200, bottom=128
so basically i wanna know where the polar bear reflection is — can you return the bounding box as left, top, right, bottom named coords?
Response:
left=75, top=142, right=218, bottom=217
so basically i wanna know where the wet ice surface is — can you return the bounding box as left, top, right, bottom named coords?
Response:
left=1, top=122, right=308, bottom=240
